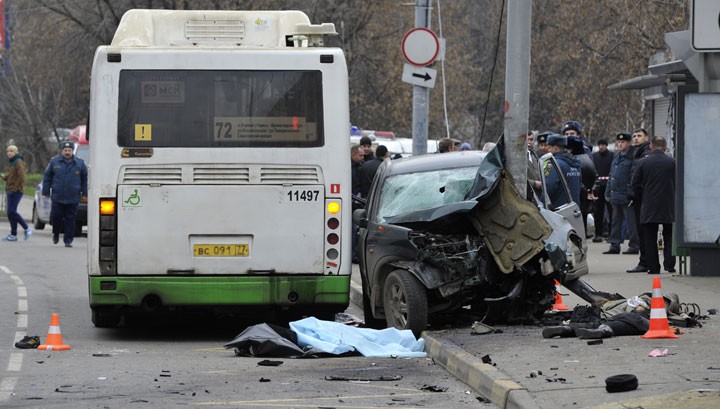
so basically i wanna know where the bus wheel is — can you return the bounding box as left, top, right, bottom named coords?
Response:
left=382, top=270, right=427, bottom=337
left=92, top=309, right=122, bottom=328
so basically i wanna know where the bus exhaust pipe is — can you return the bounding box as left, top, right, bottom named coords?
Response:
left=141, top=295, right=162, bottom=312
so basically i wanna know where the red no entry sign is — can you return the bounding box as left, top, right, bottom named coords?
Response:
left=402, top=28, right=440, bottom=67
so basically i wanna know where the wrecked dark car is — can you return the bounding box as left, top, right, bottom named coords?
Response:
left=353, top=147, right=591, bottom=336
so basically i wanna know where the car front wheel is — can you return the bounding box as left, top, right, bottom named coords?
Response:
left=383, top=270, right=428, bottom=337
left=32, top=205, right=45, bottom=230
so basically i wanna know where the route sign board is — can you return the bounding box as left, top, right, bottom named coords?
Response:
left=402, top=28, right=440, bottom=66
left=691, top=0, right=720, bottom=51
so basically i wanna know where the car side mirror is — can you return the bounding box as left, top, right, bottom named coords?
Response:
left=353, top=208, right=368, bottom=228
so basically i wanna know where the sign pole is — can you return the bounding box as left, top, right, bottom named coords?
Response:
left=411, top=0, right=431, bottom=157
left=503, top=0, right=531, bottom=194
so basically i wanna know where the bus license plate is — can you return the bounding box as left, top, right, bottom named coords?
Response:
left=193, top=244, right=249, bottom=257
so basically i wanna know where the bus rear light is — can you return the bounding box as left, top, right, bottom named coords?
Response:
left=326, top=249, right=338, bottom=261
left=327, top=233, right=339, bottom=245
left=327, top=201, right=340, bottom=214
left=100, top=199, right=116, bottom=215
left=327, top=218, right=339, bottom=229
left=99, top=197, right=117, bottom=275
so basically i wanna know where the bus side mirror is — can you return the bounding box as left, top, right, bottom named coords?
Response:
left=353, top=209, right=368, bottom=228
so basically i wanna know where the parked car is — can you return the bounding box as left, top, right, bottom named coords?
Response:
left=32, top=141, right=89, bottom=235
left=353, top=146, right=590, bottom=336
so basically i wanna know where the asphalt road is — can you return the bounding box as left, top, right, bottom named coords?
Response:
left=0, top=200, right=497, bottom=409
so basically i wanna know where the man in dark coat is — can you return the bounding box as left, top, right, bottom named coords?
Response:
left=625, top=128, right=652, bottom=272
left=42, top=141, right=88, bottom=247
left=603, top=133, right=636, bottom=254
left=358, top=145, right=389, bottom=198
left=591, top=138, right=613, bottom=241
left=630, top=136, right=676, bottom=275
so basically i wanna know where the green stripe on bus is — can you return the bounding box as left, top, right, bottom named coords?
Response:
left=89, top=275, right=350, bottom=307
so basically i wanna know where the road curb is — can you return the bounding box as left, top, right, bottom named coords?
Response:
left=422, top=334, right=539, bottom=409
left=349, top=279, right=539, bottom=409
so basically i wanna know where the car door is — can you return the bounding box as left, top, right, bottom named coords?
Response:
left=538, top=153, right=586, bottom=239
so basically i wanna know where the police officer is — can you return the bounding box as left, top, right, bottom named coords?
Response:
left=603, top=133, right=635, bottom=254
left=544, top=134, right=581, bottom=209
left=42, top=141, right=88, bottom=247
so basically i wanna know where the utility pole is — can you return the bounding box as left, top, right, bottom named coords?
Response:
left=503, top=0, right=531, bottom=194
left=411, top=0, right=431, bottom=156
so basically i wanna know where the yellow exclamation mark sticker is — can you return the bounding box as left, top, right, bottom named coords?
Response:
left=135, top=124, right=152, bottom=141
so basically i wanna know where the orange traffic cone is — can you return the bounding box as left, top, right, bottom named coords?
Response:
left=551, top=280, right=568, bottom=311
left=38, top=313, right=71, bottom=350
left=641, top=277, right=678, bottom=339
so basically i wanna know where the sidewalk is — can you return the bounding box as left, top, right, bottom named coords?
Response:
left=350, top=241, right=720, bottom=409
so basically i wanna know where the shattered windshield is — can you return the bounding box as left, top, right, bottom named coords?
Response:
left=376, top=166, right=480, bottom=222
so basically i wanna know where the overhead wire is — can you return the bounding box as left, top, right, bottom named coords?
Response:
left=480, top=0, right=507, bottom=142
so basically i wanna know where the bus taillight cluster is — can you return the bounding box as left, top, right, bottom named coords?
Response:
left=99, top=198, right=117, bottom=275
left=324, top=200, right=341, bottom=272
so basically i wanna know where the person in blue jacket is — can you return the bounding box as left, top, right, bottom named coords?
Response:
left=603, top=133, right=636, bottom=254
left=543, top=134, right=581, bottom=210
left=42, top=141, right=88, bottom=247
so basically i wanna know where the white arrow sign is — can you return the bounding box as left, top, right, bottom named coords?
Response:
left=402, top=64, right=437, bottom=88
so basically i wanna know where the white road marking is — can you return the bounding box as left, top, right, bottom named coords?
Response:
left=1, top=266, right=29, bottom=401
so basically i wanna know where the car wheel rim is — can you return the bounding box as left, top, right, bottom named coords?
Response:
left=388, top=282, right=408, bottom=327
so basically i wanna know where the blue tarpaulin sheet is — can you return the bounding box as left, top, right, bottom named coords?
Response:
left=290, top=317, right=427, bottom=358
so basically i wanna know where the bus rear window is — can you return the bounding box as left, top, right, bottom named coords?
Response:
left=117, top=70, right=324, bottom=147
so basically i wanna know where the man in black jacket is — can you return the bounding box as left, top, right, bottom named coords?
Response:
left=358, top=145, right=389, bottom=198
left=630, top=136, right=676, bottom=274
left=625, top=128, right=652, bottom=272
left=591, top=138, right=613, bottom=242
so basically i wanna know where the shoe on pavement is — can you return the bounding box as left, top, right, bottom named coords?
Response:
left=24, top=228, right=32, bottom=240
left=592, top=237, right=604, bottom=243
left=14, top=335, right=40, bottom=349
left=3, top=235, right=18, bottom=241
left=626, top=265, right=649, bottom=273
left=647, top=271, right=660, bottom=275
left=622, top=248, right=639, bottom=254
left=602, top=247, right=620, bottom=254
left=576, top=325, right=613, bottom=339
left=665, top=267, right=677, bottom=273
left=65, top=243, right=73, bottom=248
left=542, top=326, right=574, bottom=339
left=53, top=234, right=59, bottom=244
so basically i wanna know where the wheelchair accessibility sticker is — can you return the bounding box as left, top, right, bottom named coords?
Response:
left=122, top=188, right=142, bottom=207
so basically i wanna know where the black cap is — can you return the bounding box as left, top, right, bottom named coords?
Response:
left=537, top=132, right=550, bottom=144
left=547, top=133, right=567, bottom=147
left=60, top=141, right=75, bottom=150
left=597, top=138, right=609, bottom=146
left=616, top=133, right=631, bottom=142
left=561, top=120, right=583, bottom=135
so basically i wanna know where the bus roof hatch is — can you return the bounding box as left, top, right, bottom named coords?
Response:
left=111, top=9, right=336, bottom=48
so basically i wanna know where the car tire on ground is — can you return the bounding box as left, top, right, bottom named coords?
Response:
left=383, top=269, right=428, bottom=337
left=361, top=277, right=386, bottom=330
left=32, top=205, right=45, bottom=230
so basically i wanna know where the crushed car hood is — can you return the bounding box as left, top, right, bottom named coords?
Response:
left=387, top=142, right=576, bottom=274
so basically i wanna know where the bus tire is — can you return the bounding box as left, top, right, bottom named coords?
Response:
left=382, top=270, right=427, bottom=337
left=32, top=206, right=45, bottom=230
left=92, top=309, right=122, bottom=328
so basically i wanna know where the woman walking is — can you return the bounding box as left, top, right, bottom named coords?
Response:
left=2, top=145, right=32, bottom=241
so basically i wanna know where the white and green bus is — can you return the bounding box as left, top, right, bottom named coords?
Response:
left=87, top=9, right=351, bottom=327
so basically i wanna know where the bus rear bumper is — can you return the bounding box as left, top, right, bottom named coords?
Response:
left=88, top=275, right=351, bottom=310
